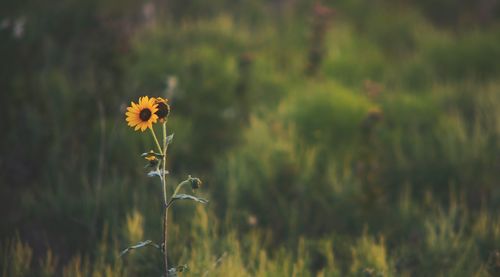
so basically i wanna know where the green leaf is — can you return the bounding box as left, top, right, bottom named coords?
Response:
left=120, top=240, right=161, bottom=257
left=167, top=265, right=188, bottom=277
left=172, top=194, right=208, bottom=204
left=171, top=194, right=208, bottom=204
left=167, top=133, right=174, bottom=145
left=147, top=169, right=169, bottom=178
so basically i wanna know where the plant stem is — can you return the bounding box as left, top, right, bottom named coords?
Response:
left=163, top=207, right=168, bottom=276
left=149, top=127, right=163, bottom=155
left=172, top=179, right=190, bottom=199
left=161, top=121, right=169, bottom=276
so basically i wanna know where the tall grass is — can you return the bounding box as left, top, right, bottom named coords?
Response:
left=2, top=1, right=500, bottom=276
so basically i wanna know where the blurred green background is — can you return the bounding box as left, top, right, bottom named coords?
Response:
left=2, top=0, right=500, bottom=276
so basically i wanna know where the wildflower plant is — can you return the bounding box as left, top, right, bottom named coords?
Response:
left=122, top=95, right=207, bottom=276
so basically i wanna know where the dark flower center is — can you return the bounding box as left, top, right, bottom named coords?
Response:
left=155, top=102, right=170, bottom=119
left=139, top=109, right=152, bottom=121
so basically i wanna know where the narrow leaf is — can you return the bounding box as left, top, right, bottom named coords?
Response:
left=172, top=194, right=208, bottom=204
left=167, top=133, right=174, bottom=144
left=166, top=193, right=209, bottom=208
left=168, top=265, right=189, bottom=277
left=147, top=169, right=169, bottom=178
left=120, top=240, right=161, bottom=257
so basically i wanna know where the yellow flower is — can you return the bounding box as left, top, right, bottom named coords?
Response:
left=125, top=96, right=159, bottom=131
left=142, top=150, right=162, bottom=167
left=144, top=154, right=159, bottom=167
left=144, top=155, right=157, bottom=161
left=154, top=97, right=170, bottom=122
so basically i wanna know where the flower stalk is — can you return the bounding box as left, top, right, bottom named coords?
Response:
left=150, top=127, right=163, bottom=156
left=122, top=95, right=207, bottom=276
left=161, top=121, right=169, bottom=276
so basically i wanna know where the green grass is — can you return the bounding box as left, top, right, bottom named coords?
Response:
left=2, top=1, right=500, bottom=276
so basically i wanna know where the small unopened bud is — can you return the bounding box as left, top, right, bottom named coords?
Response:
left=188, top=176, right=202, bottom=190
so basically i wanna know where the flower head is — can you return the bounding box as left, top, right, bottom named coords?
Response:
left=126, top=96, right=159, bottom=131
left=144, top=153, right=159, bottom=167
left=141, top=150, right=163, bottom=168
left=154, top=97, right=170, bottom=122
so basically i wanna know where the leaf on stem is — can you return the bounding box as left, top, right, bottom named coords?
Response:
left=147, top=169, right=169, bottom=178
left=170, top=194, right=208, bottom=205
left=168, top=264, right=189, bottom=277
left=166, top=133, right=174, bottom=145
left=119, top=240, right=161, bottom=257
left=172, top=194, right=208, bottom=204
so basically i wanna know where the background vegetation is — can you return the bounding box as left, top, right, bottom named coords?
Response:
left=2, top=0, right=500, bottom=276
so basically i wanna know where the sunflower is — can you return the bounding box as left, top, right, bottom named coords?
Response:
left=154, top=97, right=170, bottom=122
left=144, top=155, right=158, bottom=162
left=144, top=153, right=160, bottom=167
left=126, top=96, right=159, bottom=131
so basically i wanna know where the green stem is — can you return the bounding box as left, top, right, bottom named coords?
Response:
left=161, top=121, right=169, bottom=276
left=172, top=179, right=190, bottom=199
left=162, top=122, right=168, bottom=204
left=163, top=207, right=168, bottom=276
left=162, top=120, right=170, bottom=157
left=149, top=127, right=163, bottom=155
left=165, top=179, right=189, bottom=209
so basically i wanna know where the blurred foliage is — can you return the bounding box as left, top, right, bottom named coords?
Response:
left=2, top=0, right=500, bottom=276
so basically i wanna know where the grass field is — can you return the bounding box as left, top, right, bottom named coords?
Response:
left=2, top=0, right=500, bottom=276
